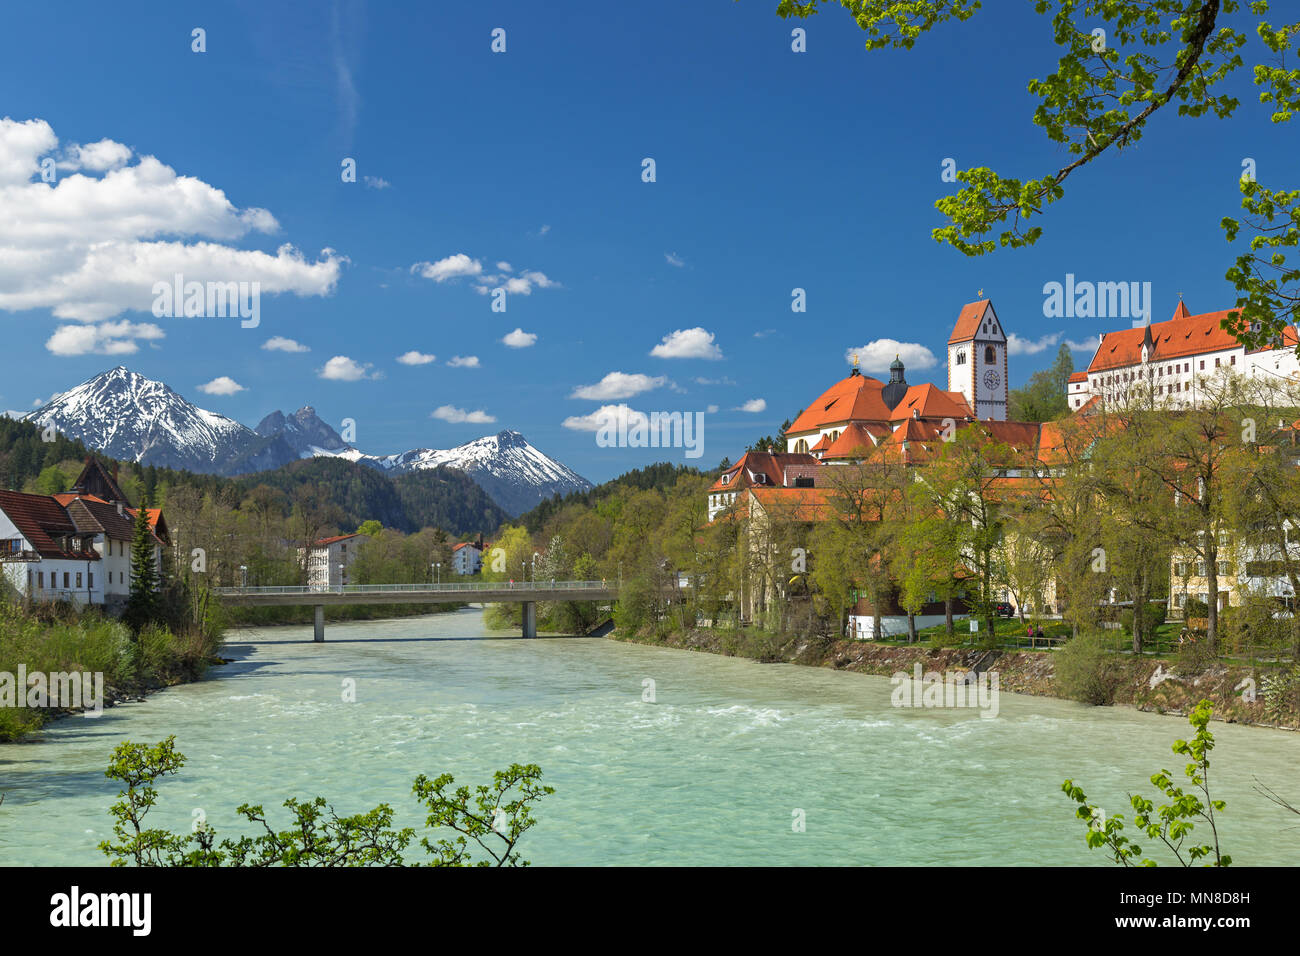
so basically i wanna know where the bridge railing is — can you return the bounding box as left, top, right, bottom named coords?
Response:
left=212, top=580, right=615, bottom=596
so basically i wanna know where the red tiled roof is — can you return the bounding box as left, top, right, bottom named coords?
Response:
left=1067, top=371, right=1088, bottom=384
left=888, top=383, right=973, bottom=422
left=1087, top=304, right=1297, bottom=374
left=787, top=373, right=894, bottom=433
left=708, top=451, right=819, bottom=493
left=948, top=300, right=990, bottom=345
left=746, top=487, right=835, bottom=522
left=0, top=489, right=100, bottom=560
left=313, top=533, right=362, bottom=547
left=823, top=422, right=882, bottom=460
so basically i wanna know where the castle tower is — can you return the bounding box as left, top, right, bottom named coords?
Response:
left=947, top=299, right=1008, bottom=420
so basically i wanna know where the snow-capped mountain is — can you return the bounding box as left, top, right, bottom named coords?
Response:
left=354, top=430, right=593, bottom=515
left=27, top=368, right=592, bottom=514
left=25, top=367, right=295, bottom=475
left=255, top=406, right=349, bottom=457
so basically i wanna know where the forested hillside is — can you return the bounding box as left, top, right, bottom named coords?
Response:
left=0, top=416, right=507, bottom=537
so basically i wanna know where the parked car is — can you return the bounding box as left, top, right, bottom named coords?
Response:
left=993, top=602, right=1015, bottom=618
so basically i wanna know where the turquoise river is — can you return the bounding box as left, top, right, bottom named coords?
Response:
left=2, top=608, right=1297, bottom=865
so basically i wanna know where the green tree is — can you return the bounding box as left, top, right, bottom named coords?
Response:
left=123, top=493, right=160, bottom=631
left=1063, top=699, right=1230, bottom=866
left=766, top=1, right=1300, bottom=351
left=1008, top=343, right=1073, bottom=422
left=357, top=519, right=383, bottom=537
left=100, top=737, right=553, bottom=867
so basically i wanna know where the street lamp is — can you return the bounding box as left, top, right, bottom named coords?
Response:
left=239, top=564, right=247, bottom=588
left=533, top=552, right=539, bottom=584
left=338, top=562, right=345, bottom=592
left=436, top=562, right=441, bottom=584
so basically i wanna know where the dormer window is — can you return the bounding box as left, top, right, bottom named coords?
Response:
left=721, top=473, right=731, bottom=485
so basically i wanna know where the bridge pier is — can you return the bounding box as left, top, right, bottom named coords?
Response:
left=522, top=601, right=537, bottom=638
left=314, top=605, right=325, bottom=642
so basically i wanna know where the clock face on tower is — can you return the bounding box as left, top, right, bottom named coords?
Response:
left=983, top=368, right=1001, bottom=390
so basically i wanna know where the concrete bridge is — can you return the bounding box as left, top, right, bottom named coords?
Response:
left=212, top=580, right=619, bottom=641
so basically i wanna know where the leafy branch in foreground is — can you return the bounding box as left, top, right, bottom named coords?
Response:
left=762, top=1, right=1300, bottom=348
left=1062, top=699, right=1230, bottom=866
left=99, top=737, right=553, bottom=867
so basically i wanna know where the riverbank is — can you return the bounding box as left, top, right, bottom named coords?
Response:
left=611, top=625, right=1300, bottom=731
left=0, top=602, right=225, bottom=742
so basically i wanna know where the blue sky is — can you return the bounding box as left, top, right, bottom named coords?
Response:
left=0, top=0, right=1293, bottom=483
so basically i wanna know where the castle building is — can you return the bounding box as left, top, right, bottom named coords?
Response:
left=1064, top=300, right=1300, bottom=411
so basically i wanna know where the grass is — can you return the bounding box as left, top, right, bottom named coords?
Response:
left=0, top=600, right=223, bottom=741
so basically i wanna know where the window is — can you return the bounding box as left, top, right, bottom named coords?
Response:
left=1200, top=360, right=1205, bottom=370
left=76, top=572, right=82, bottom=588
left=1215, top=357, right=1221, bottom=368
left=984, top=345, right=996, bottom=363
left=1230, top=355, right=1236, bottom=365
left=37, top=571, right=43, bottom=588
left=793, top=438, right=809, bottom=454
left=956, top=349, right=967, bottom=365
left=88, top=572, right=93, bottom=588
left=63, top=572, right=69, bottom=588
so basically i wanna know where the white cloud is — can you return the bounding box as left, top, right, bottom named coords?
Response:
left=753, top=329, right=776, bottom=339
left=46, top=320, right=164, bottom=356
left=494, top=270, right=557, bottom=296
left=447, top=355, right=480, bottom=368
left=665, top=252, right=685, bottom=268
left=0, top=118, right=343, bottom=323
left=843, top=340, right=938, bottom=375
left=562, top=403, right=649, bottom=433
left=571, top=372, right=666, bottom=401
left=197, top=376, right=245, bottom=396
left=363, top=176, right=390, bottom=189
left=651, top=327, right=723, bottom=360
left=411, top=253, right=483, bottom=283
left=706, top=404, right=719, bottom=414
left=414, top=254, right=560, bottom=297
left=1066, top=337, right=1100, bottom=352
left=396, top=350, right=436, bottom=365
left=536, top=224, right=550, bottom=236
left=736, top=398, right=767, bottom=413
left=63, top=139, right=132, bottom=172
left=694, top=375, right=736, bottom=386
left=502, top=328, right=537, bottom=348
left=263, top=336, right=310, bottom=353
left=319, top=355, right=374, bottom=381
left=1007, top=331, right=1063, bottom=356
left=432, top=404, right=496, bottom=424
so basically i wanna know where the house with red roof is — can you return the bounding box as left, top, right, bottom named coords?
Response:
left=0, top=457, right=169, bottom=609
left=302, top=532, right=363, bottom=589
left=1066, top=299, right=1300, bottom=411
left=452, top=535, right=489, bottom=575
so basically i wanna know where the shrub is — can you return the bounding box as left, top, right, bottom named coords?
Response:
left=1054, top=632, right=1126, bottom=705
left=1120, top=603, right=1166, bottom=636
